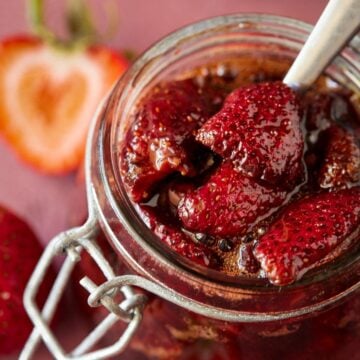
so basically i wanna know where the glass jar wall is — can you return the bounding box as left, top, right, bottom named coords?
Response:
left=86, top=14, right=360, bottom=359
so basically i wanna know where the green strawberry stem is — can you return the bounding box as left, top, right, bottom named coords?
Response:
left=66, top=0, right=96, bottom=42
left=28, top=0, right=56, bottom=44
left=27, top=0, right=119, bottom=51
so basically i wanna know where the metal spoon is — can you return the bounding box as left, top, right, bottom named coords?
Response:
left=283, top=0, right=360, bottom=90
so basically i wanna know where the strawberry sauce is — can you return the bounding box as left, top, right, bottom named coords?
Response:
left=102, top=52, right=360, bottom=359
left=119, top=56, right=360, bottom=287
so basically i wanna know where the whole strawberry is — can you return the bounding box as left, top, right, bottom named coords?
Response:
left=0, top=205, right=49, bottom=354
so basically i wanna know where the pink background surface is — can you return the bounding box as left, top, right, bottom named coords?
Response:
left=0, top=1, right=327, bottom=359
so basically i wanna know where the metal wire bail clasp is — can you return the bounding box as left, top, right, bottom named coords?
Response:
left=20, top=214, right=147, bottom=360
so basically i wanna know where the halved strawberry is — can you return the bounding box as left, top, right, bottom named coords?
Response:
left=196, top=81, right=304, bottom=187
left=254, top=187, right=360, bottom=286
left=120, top=79, right=215, bottom=202
left=139, top=205, right=220, bottom=268
left=0, top=36, right=128, bottom=174
left=178, top=162, right=288, bottom=237
left=318, top=125, right=360, bottom=189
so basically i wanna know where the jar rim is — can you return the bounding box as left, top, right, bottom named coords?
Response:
left=91, top=13, right=360, bottom=319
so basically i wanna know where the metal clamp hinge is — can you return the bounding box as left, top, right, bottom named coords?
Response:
left=20, top=217, right=147, bottom=360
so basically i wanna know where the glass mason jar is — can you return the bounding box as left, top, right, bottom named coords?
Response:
left=22, top=14, right=360, bottom=360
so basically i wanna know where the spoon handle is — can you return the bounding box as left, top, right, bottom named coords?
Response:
left=283, top=0, right=360, bottom=90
